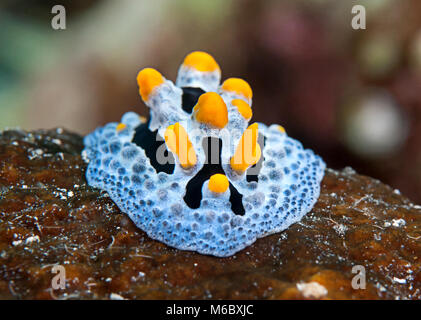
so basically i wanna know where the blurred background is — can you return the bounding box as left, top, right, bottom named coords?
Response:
left=1, top=0, right=421, bottom=203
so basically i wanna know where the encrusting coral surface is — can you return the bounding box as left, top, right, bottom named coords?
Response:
left=0, top=128, right=420, bottom=299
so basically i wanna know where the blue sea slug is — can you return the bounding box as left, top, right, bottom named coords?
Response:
left=83, top=51, right=326, bottom=257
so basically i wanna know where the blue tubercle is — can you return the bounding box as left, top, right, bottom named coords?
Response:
left=83, top=51, right=325, bottom=257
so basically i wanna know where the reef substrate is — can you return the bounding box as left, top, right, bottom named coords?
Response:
left=0, top=128, right=420, bottom=299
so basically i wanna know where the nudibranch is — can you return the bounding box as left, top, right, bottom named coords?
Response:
left=83, top=51, right=326, bottom=257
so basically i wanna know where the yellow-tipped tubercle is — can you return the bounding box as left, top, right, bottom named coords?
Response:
left=208, top=174, right=229, bottom=193
left=232, top=99, right=252, bottom=120
left=193, top=92, right=228, bottom=129
left=137, top=68, right=164, bottom=102
left=183, top=51, right=220, bottom=72
left=230, top=123, right=261, bottom=173
left=164, top=122, right=197, bottom=169
left=278, top=125, right=286, bottom=133
left=221, top=78, right=253, bottom=101
left=116, top=123, right=127, bottom=132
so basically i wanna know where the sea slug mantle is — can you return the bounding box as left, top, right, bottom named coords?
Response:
left=83, top=51, right=326, bottom=257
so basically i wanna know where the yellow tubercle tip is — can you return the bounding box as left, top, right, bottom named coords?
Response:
left=278, top=125, right=286, bottom=133
left=232, top=99, right=252, bottom=120
left=193, top=92, right=228, bottom=129
left=164, top=122, right=197, bottom=169
left=164, top=124, right=176, bottom=151
left=139, top=116, right=147, bottom=123
left=230, top=123, right=261, bottom=173
left=221, top=78, right=253, bottom=100
left=182, top=51, right=220, bottom=72
left=136, top=68, right=164, bottom=102
left=208, top=174, right=229, bottom=193
left=116, top=123, right=127, bottom=132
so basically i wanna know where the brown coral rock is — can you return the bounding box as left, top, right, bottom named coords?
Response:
left=0, top=129, right=420, bottom=300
